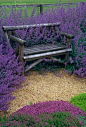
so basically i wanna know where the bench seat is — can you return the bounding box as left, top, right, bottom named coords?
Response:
left=24, top=43, right=67, bottom=55
left=23, top=43, right=72, bottom=61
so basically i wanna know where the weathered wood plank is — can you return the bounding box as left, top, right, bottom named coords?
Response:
left=24, top=46, right=67, bottom=55
left=23, top=43, right=67, bottom=55
left=24, top=48, right=72, bottom=61
left=2, top=22, right=61, bottom=31
left=24, top=43, right=62, bottom=51
left=24, top=45, right=66, bottom=53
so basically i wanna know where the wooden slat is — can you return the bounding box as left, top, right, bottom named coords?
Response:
left=2, top=22, right=61, bottom=31
left=24, top=43, right=64, bottom=50
left=24, top=46, right=66, bottom=55
left=24, top=48, right=72, bottom=61
left=24, top=44, right=59, bottom=52
left=24, top=44, right=65, bottom=53
left=24, top=43, right=67, bottom=55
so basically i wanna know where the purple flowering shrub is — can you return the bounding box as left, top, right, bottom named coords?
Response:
left=0, top=43, right=28, bottom=112
left=0, top=101, right=85, bottom=126
left=7, top=101, right=86, bottom=120
left=0, top=2, right=86, bottom=78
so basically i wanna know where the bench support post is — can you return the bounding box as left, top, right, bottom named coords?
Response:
left=19, top=45, right=24, bottom=75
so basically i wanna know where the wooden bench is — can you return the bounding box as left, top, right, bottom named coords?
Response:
left=2, top=22, right=74, bottom=75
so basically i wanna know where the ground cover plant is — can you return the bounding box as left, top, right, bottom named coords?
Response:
left=0, top=100, right=86, bottom=126
left=0, top=0, right=86, bottom=126
left=0, top=112, right=85, bottom=126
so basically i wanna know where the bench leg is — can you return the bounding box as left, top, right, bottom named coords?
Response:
left=18, top=57, right=25, bottom=75
left=20, top=61, right=25, bottom=76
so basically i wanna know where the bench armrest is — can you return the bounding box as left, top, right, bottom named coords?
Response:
left=9, top=35, right=27, bottom=45
left=60, top=32, right=74, bottom=39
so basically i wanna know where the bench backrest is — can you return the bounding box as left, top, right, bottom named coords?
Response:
left=2, top=22, right=61, bottom=31
left=2, top=22, right=61, bottom=49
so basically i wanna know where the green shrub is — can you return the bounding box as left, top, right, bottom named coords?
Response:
left=69, top=92, right=86, bottom=111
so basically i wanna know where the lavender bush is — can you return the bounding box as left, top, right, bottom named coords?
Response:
left=0, top=43, right=29, bottom=112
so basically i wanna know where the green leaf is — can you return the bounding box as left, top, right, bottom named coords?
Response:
left=30, top=102, right=33, bottom=105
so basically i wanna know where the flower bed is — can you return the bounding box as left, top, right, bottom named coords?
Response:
left=0, top=100, right=86, bottom=126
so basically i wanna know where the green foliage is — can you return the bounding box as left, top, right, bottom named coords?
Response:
left=38, top=111, right=83, bottom=126
left=69, top=93, right=86, bottom=111
left=0, top=113, right=7, bottom=124
left=0, top=113, right=37, bottom=126
left=30, top=102, right=33, bottom=105
left=77, top=114, right=86, bottom=127
left=0, top=0, right=86, bottom=5
left=0, top=102, right=33, bottom=124
left=0, top=111, right=84, bottom=126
